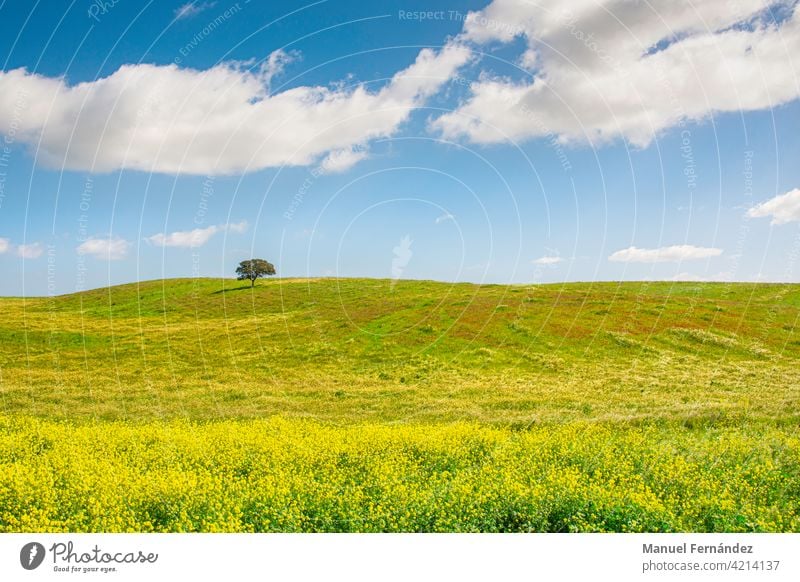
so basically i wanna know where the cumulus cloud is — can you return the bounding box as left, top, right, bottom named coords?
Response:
left=747, top=188, right=800, bottom=224
left=435, top=212, right=455, bottom=224
left=0, top=45, right=471, bottom=175
left=147, top=220, right=248, bottom=248
left=0, top=239, right=44, bottom=258
left=259, top=49, right=299, bottom=91
left=17, top=243, right=43, bottom=259
left=174, top=2, right=216, bottom=20
left=320, top=147, right=369, bottom=174
left=433, top=0, right=800, bottom=147
left=609, top=245, right=723, bottom=263
left=532, top=255, right=563, bottom=265
left=77, top=237, right=129, bottom=260
left=226, top=220, right=248, bottom=234
left=148, top=226, right=219, bottom=248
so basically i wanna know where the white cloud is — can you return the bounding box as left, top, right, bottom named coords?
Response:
left=0, top=239, right=44, bottom=259
left=148, top=225, right=219, bottom=248
left=435, top=212, right=455, bottom=224
left=532, top=255, right=563, bottom=265
left=17, top=243, right=43, bottom=259
left=259, top=49, right=298, bottom=92
left=227, top=220, right=248, bottom=234
left=77, top=237, right=129, bottom=260
left=0, top=45, right=471, bottom=175
left=320, top=146, right=369, bottom=173
left=747, top=188, right=800, bottom=224
left=433, top=0, right=800, bottom=147
left=609, top=245, right=723, bottom=263
left=146, top=221, right=248, bottom=248
left=174, top=2, right=215, bottom=20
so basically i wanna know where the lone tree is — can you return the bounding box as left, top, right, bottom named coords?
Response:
left=236, top=259, right=276, bottom=287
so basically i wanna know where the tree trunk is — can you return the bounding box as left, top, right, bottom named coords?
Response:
left=251, top=278, right=255, bottom=288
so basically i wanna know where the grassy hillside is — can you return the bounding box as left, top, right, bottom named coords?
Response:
left=0, top=278, right=798, bottom=424
left=1, top=278, right=799, bottom=532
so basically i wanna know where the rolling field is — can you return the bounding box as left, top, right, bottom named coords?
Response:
left=1, top=278, right=799, bottom=532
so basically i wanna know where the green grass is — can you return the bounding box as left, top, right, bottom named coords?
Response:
left=1, top=278, right=798, bottom=424
left=1, top=278, right=799, bottom=531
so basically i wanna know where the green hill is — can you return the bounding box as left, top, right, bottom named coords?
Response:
left=2, top=278, right=799, bottom=532
left=1, top=278, right=798, bottom=424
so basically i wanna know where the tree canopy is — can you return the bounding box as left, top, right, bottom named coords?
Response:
left=236, top=259, right=276, bottom=287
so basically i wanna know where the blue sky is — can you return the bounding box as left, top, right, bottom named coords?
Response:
left=1, top=0, right=799, bottom=295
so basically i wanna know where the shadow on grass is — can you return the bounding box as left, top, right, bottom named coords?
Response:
left=211, top=285, right=257, bottom=294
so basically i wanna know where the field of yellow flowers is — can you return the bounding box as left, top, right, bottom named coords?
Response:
left=1, top=278, right=800, bottom=532
left=1, top=416, right=798, bottom=532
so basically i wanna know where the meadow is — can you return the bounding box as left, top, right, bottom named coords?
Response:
left=0, top=278, right=799, bottom=532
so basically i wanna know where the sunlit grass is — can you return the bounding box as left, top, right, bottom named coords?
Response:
left=0, top=278, right=799, bottom=531
left=1, top=278, right=797, bottom=424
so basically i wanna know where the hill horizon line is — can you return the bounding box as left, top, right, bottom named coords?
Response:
left=3, top=275, right=795, bottom=299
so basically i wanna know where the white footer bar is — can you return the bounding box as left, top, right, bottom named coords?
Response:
left=1, top=533, right=797, bottom=581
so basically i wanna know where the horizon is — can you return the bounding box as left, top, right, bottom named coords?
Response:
left=5, top=273, right=796, bottom=299
left=1, top=0, right=799, bottom=294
